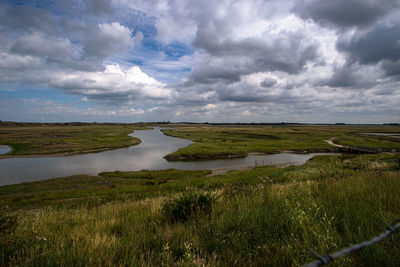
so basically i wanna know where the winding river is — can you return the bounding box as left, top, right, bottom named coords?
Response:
left=0, top=128, right=336, bottom=186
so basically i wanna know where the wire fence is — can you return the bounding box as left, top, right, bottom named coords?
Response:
left=301, top=219, right=400, bottom=267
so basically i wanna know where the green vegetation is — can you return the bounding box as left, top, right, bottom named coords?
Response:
left=1, top=124, right=399, bottom=265
left=162, top=125, right=400, bottom=160
left=335, top=134, right=400, bottom=149
left=0, top=169, right=211, bottom=209
left=162, top=191, right=217, bottom=223
left=1, top=154, right=399, bottom=266
left=0, top=123, right=149, bottom=156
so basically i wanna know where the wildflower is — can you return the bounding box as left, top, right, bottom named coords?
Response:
left=36, top=236, right=47, bottom=241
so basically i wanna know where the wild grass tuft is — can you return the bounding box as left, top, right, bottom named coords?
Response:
left=162, top=191, right=218, bottom=223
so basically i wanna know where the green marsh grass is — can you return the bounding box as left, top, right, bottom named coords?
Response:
left=0, top=123, right=149, bottom=156
left=162, top=125, right=400, bottom=160
left=1, top=154, right=399, bottom=266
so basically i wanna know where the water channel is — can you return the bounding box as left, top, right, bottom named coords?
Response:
left=0, top=128, right=337, bottom=186
left=361, top=133, right=400, bottom=138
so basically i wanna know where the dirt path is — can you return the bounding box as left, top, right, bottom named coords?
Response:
left=324, top=137, right=343, bottom=148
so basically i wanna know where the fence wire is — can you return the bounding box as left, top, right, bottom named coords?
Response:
left=301, top=220, right=400, bottom=267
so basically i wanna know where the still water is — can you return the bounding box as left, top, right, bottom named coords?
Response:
left=0, top=128, right=336, bottom=186
left=362, top=132, right=400, bottom=138
left=0, top=145, right=11, bottom=155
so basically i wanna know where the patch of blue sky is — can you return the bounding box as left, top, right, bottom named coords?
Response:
left=127, top=39, right=193, bottom=66
left=113, top=7, right=194, bottom=58
left=163, top=42, right=194, bottom=60
left=114, top=8, right=157, bottom=38
left=1, top=0, right=72, bottom=17
left=119, top=38, right=193, bottom=80
left=2, top=0, right=57, bottom=8
left=0, top=85, right=93, bottom=107
left=141, top=38, right=163, bottom=53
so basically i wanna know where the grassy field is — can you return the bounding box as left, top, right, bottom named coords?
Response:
left=1, top=153, right=399, bottom=266
left=1, top=123, right=398, bottom=159
left=1, top=123, right=400, bottom=265
left=162, top=125, right=400, bottom=160
left=0, top=123, right=149, bottom=157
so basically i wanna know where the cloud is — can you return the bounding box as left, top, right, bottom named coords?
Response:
left=321, top=64, right=383, bottom=89
left=0, top=5, right=57, bottom=35
left=0, top=51, right=42, bottom=70
left=49, top=64, right=171, bottom=103
left=11, top=32, right=75, bottom=59
left=293, top=0, right=398, bottom=28
left=334, top=19, right=400, bottom=80
left=0, top=0, right=399, bottom=123
left=186, top=13, right=322, bottom=87
left=216, top=74, right=298, bottom=103
left=260, top=77, right=278, bottom=88
left=192, top=31, right=319, bottom=77
left=82, top=22, right=140, bottom=59
left=337, top=23, right=400, bottom=64
left=381, top=61, right=400, bottom=77
left=337, top=22, right=400, bottom=75
left=8, top=31, right=98, bottom=71
left=0, top=2, right=170, bottom=114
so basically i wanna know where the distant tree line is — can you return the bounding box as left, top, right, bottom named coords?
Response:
left=0, top=121, right=147, bottom=127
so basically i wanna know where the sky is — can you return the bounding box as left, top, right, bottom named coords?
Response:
left=0, top=0, right=399, bottom=123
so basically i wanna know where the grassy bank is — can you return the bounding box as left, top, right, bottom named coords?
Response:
left=162, top=125, right=400, bottom=160
left=0, top=123, right=149, bottom=157
left=1, top=154, right=399, bottom=266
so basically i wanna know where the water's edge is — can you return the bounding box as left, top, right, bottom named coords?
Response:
left=0, top=145, right=11, bottom=155
left=0, top=128, right=339, bottom=186
left=361, top=132, right=400, bottom=138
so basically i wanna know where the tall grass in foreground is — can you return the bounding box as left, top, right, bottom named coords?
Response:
left=1, top=155, right=399, bottom=266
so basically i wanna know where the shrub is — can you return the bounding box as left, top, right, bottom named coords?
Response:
left=0, top=206, right=17, bottom=233
left=162, top=191, right=217, bottom=223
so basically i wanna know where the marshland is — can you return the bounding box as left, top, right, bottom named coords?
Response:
left=1, top=122, right=399, bottom=266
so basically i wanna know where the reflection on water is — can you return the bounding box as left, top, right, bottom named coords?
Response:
left=362, top=132, right=400, bottom=138
left=0, top=128, right=337, bottom=186
left=0, top=145, right=11, bottom=155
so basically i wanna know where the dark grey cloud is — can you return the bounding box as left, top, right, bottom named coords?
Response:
left=321, top=64, right=380, bottom=89
left=323, top=65, right=359, bottom=88
left=336, top=21, right=400, bottom=78
left=293, top=0, right=398, bottom=28
left=82, top=22, right=134, bottom=59
left=190, top=29, right=320, bottom=85
left=381, top=61, right=400, bottom=77
left=11, top=34, right=73, bottom=59
left=193, top=29, right=319, bottom=74
left=217, top=86, right=309, bottom=104
left=188, top=56, right=252, bottom=84
left=0, top=2, right=138, bottom=63
left=0, top=5, right=58, bottom=35
left=260, top=77, right=278, bottom=88
left=337, top=23, right=400, bottom=64
left=9, top=32, right=99, bottom=72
